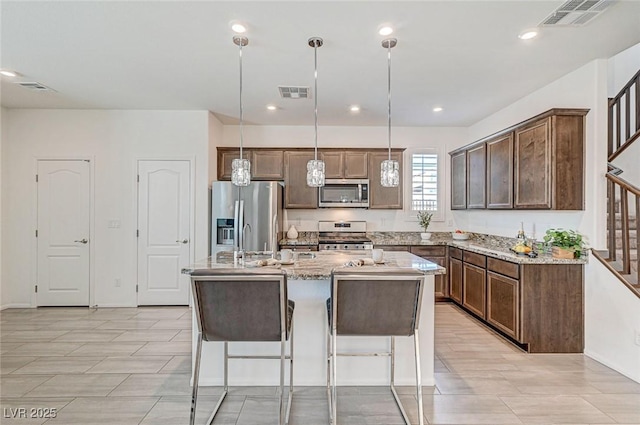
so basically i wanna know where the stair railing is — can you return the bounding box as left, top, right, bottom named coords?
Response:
left=604, top=165, right=639, bottom=287
left=608, top=69, right=640, bottom=161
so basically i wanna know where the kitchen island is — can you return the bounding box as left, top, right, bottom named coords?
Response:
left=183, top=250, right=445, bottom=387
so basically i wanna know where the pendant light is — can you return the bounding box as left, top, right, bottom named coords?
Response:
left=381, top=37, right=399, bottom=188
left=231, top=35, right=251, bottom=187
left=307, top=37, right=325, bottom=188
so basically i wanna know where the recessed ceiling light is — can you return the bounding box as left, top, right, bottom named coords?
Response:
left=349, top=105, right=361, bottom=112
left=231, top=22, right=247, bottom=34
left=433, top=107, right=443, bottom=112
left=266, top=104, right=277, bottom=111
left=378, top=26, right=393, bottom=36
left=518, top=29, right=538, bottom=40
left=0, top=69, right=19, bottom=77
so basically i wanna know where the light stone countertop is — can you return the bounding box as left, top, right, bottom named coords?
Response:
left=183, top=250, right=445, bottom=280
left=281, top=231, right=587, bottom=265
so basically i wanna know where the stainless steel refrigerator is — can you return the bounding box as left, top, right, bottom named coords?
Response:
left=210, top=181, right=283, bottom=256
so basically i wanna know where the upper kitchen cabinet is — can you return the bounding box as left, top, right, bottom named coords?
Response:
left=284, top=150, right=318, bottom=209
left=514, top=110, right=587, bottom=210
left=217, top=148, right=283, bottom=181
left=466, top=143, right=486, bottom=209
left=368, top=150, right=404, bottom=209
left=450, top=108, right=588, bottom=211
left=450, top=151, right=466, bottom=210
left=320, top=150, right=368, bottom=179
left=486, top=133, right=514, bottom=209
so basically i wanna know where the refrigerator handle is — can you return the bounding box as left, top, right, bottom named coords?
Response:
left=272, top=213, right=278, bottom=257
left=238, top=200, right=245, bottom=252
left=233, top=200, right=240, bottom=251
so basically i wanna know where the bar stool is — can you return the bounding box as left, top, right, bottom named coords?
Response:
left=327, top=268, right=425, bottom=425
left=190, top=269, right=294, bottom=425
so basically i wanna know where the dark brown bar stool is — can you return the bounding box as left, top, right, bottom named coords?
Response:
left=190, top=269, right=294, bottom=425
left=327, top=268, right=425, bottom=425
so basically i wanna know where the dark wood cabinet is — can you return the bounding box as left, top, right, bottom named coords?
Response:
left=375, top=245, right=410, bottom=252
left=411, top=246, right=448, bottom=300
left=369, top=151, right=403, bottom=209
left=466, top=143, right=486, bottom=208
left=463, top=262, right=486, bottom=318
left=514, top=112, right=586, bottom=210
left=487, top=271, right=519, bottom=339
left=321, top=150, right=368, bottom=179
left=450, top=151, right=466, bottom=210
left=450, top=108, right=587, bottom=211
left=449, top=257, right=463, bottom=304
left=284, top=151, right=317, bottom=209
left=486, top=133, right=514, bottom=209
left=217, top=148, right=283, bottom=181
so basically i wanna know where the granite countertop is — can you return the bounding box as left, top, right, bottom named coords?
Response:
left=183, top=250, right=446, bottom=280
left=281, top=231, right=587, bottom=265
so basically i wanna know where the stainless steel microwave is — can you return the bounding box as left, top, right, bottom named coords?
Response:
left=318, top=179, right=369, bottom=208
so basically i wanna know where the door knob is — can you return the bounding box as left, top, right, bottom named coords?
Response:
left=176, top=239, right=189, bottom=244
left=74, top=239, right=88, bottom=244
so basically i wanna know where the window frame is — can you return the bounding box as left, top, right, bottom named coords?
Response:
left=404, top=147, right=445, bottom=222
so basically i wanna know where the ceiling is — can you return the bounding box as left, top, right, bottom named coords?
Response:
left=1, top=1, right=640, bottom=127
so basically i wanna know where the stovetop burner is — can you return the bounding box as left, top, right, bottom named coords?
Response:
left=318, top=220, right=372, bottom=250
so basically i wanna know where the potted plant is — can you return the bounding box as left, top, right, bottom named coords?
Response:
left=543, top=228, right=586, bottom=259
left=417, top=211, right=433, bottom=240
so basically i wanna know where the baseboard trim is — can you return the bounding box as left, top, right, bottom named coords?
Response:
left=584, top=349, right=640, bottom=384
left=1, top=303, right=33, bottom=310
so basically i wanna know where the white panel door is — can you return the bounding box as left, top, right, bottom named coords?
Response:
left=137, top=160, right=191, bottom=305
left=37, top=160, right=91, bottom=306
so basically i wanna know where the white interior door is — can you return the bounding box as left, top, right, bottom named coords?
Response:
left=37, top=160, right=91, bottom=306
left=137, top=160, right=191, bottom=305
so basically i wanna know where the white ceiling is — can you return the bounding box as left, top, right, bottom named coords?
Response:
left=2, top=1, right=640, bottom=127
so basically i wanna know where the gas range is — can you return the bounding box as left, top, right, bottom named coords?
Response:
left=318, top=221, right=373, bottom=251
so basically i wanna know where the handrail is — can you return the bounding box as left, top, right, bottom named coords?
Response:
left=608, top=68, right=639, bottom=158
left=591, top=249, right=640, bottom=299
left=609, top=69, right=640, bottom=104
left=606, top=170, right=640, bottom=197
left=608, top=128, right=640, bottom=162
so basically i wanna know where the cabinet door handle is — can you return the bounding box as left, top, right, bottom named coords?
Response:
left=176, top=239, right=189, bottom=244
left=74, top=239, right=88, bottom=244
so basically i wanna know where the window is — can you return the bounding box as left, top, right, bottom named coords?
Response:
left=406, top=149, right=442, bottom=220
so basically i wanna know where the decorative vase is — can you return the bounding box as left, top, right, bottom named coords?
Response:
left=287, top=225, right=299, bottom=240
left=420, top=232, right=432, bottom=240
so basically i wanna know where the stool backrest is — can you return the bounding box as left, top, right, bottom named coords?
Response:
left=190, top=270, right=287, bottom=342
left=331, top=269, right=425, bottom=336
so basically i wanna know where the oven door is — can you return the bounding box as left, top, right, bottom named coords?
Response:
left=318, top=179, right=369, bottom=208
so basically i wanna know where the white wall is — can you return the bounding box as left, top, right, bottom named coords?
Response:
left=1, top=109, right=209, bottom=308
left=461, top=60, right=608, bottom=248
left=208, top=113, right=223, bottom=184
left=219, top=125, right=468, bottom=231
left=584, top=259, right=640, bottom=383
left=0, top=108, right=6, bottom=307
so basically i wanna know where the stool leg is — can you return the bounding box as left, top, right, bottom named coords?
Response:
left=414, top=332, right=424, bottom=425
left=285, top=320, right=294, bottom=425
left=279, top=329, right=286, bottom=425
left=331, top=330, right=338, bottom=424
left=326, top=329, right=332, bottom=423
left=190, top=333, right=203, bottom=425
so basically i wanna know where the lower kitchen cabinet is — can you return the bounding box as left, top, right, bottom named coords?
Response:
left=279, top=245, right=318, bottom=252
left=487, top=271, right=519, bottom=339
left=462, top=263, right=486, bottom=318
left=375, top=245, right=410, bottom=252
left=449, top=257, right=463, bottom=304
left=410, top=246, right=448, bottom=300
left=448, top=245, right=584, bottom=353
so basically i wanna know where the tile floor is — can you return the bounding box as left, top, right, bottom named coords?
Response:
left=1, top=303, right=639, bottom=424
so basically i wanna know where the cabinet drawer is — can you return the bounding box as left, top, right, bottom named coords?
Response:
left=411, top=246, right=446, bottom=257
left=463, top=251, right=486, bottom=268
left=376, top=245, right=410, bottom=252
left=280, top=245, right=318, bottom=252
left=449, top=246, right=463, bottom=260
left=487, top=257, right=519, bottom=280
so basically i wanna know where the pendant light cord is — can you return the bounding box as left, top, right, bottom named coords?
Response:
left=239, top=41, right=244, bottom=161
left=314, top=43, right=319, bottom=161
left=387, top=42, right=392, bottom=162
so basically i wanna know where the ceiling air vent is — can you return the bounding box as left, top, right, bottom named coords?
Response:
left=278, top=86, right=310, bottom=99
left=540, top=0, right=617, bottom=26
left=15, top=81, right=55, bottom=92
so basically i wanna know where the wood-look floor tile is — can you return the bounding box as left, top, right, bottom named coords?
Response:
left=111, top=329, right=180, bottom=342
left=134, top=341, right=191, bottom=355
left=1, top=330, right=70, bottom=343
left=582, top=393, right=640, bottom=423
left=158, top=355, right=191, bottom=373
left=52, top=330, right=124, bottom=342
left=66, top=342, right=144, bottom=356
left=0, top=397, right=74, bottom=425
left=0, top=375, right=53, bottom=397
left=86, top=355, right=172, bottom=374
left=25, top=373, right=129, bottom=397
left=139, top=395, right=241, bottom=425
left=499, top=395, right=616, bottom=424
left=95, top=319, right=158, bottom=330
left=2, top=342, right=84, bottom=357
left=43, top=397, right=158, bottom=425
left=109, top=373, right=193, bottom=397
left=1, top=356, right=37, bottom=374
left=12, top=356, right=102, bottom=375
